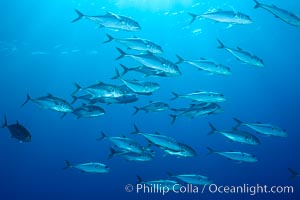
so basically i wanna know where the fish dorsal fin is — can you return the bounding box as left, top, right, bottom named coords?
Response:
left=231, top=127, right=238, bottom=131
left=121, top=134, right=127, bottom=138
left=145, top=50, right=153, bottom=55
left=154, top=132, right=161, bottom=135
left=256, top=121, right=263, bottom=124
left=236, top=47, right=243, bottom=51
left=108, top=12, right=122, bottom=20
left=47, top=93, right=54, bottom=97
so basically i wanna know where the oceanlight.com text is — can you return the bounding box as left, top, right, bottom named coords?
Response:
left=124, top=183, right=294, bottom=196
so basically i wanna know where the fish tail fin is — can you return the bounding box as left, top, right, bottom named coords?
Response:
left=131, top=124, right=140, bottom=134
left=71, top=82, right=82, bottom=96
left=97, top=131, right=107, bottom=141
left=169, top=114, right=177, bottom=125
left=253, top=0, right=261, bottom=9
left=71, top=96, right=78, bottom=104
left=288, top=168, right=299, bottom=180
left=108, top=147, right=117, bottom=159
left=132, top=106, right=140, bottom=115
left=187, top=12, right=198, bottom=24
left=232, top=117, right=243, bottom=128
left=1, top=115, right=7, bottom=128
left=217, top=39, right=225, bottom=49
left=111, top=68, right=122, bottom=80
left=72, top=9, right=85, bottom=23
left=115, top=47, right=127, bottom=60
left=119, top=64, right=130, bottom=76
left=60, top=113, right=67, bottom=119
left=136, top=175, right=143, bottom=184
left=166, top=172, right=173, bottom=177
left=175, top=54, right=185, bottom=64
left=62, top=160, right=72, bottom=170
left=206, top=147, right=216, bottom=155
left=21, top=93, right=31, bottom=107
left=170, top=92, right=180, bottom=101
left=103, top=34, right=114, bottom=44
left=208, top=122, right=217, bottom=135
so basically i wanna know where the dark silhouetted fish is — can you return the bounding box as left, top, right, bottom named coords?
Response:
left=1, top=115, right=31, bottom=143
left=288, top=168, right=299, bottom=179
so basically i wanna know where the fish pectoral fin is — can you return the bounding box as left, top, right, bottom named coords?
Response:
left=226, top=24, right=233, bottom=29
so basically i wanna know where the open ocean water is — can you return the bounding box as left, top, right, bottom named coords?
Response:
left=0, top=0, right=299, bottom=199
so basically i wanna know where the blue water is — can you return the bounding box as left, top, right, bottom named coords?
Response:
left=0, top=0, right=299, bottom=199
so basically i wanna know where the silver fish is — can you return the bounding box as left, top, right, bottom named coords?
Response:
left=119, top=64, right=169, bottom=77
left=171, top=91, right=226, bottom=103
left=98, top=132, right=145, bottom=154
left=115, top=48, right=181, bottom=77
left=72, top=104, right=105, bottom=118
left=208, top=122, right=260, bottom=145
left=133, top=101, right=169, bottom=115
left=168, top=173, right=213, bottom=185
left=131, top=125, right=182, bottom=152
left=109, top=148, right=154, bottom=162
left=63, top=160, right=109, bottom=173
left=21, top=94, right=73, bottom=114
left=72, top=9, right=141, bottom=31
left=253, top=0, right=300, bottom=27
left=71, top=82, right=125, bottom=99
left=176, top=55, right=232, bottom=76
left=188, top=10, right=252, bottom=25
left=207, top=147, right=258, bottom=163
left=114, top=69, right=160, bottom=95
left=71, top=93, right=138, bottom=105
left=217, top=39, right=264, bottom=67
left=137, top=176, right=182, bottom=191
left=233, top=118, right=288, bottom=137
left=103, top=34, right=163, bottom=54
left=163, top=143, right=197, bottom=158
left=170, top=103, right=223, bottom=124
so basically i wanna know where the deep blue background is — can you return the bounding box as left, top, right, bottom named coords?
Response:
left=0, top=0, right=299, bottom=199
